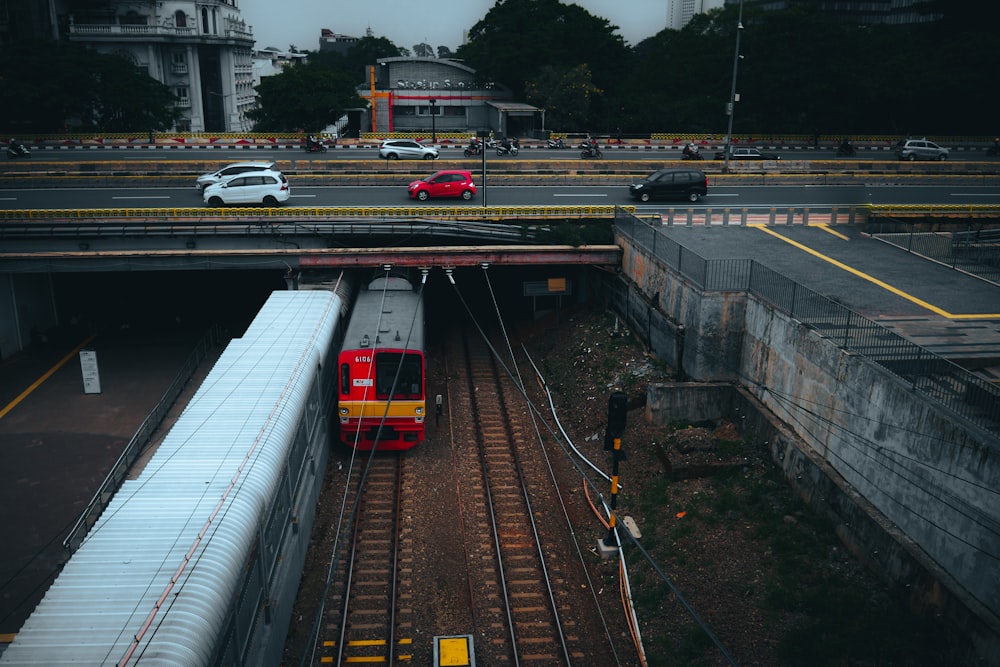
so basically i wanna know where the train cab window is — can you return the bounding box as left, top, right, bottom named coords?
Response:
left=340, top=363, right=350, bottom=394
left=375, top=352, right=422, bottom=398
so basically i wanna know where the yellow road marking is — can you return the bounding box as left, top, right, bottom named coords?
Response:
left=755, top=227, right=1000, bottom=320
left=0, top=334, right=97, bottom=421
left=814, top=223, right=850, bottom=241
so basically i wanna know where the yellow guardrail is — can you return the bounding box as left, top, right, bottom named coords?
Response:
left=0, top=205, right=636, bottom=221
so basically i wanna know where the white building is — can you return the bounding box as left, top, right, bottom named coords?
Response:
left=667, top=0, right=726, bottom=30
left=65, top=0, right=255, bottom=132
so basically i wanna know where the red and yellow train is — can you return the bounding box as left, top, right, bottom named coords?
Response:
left=337, top=274, right=426, bottom=450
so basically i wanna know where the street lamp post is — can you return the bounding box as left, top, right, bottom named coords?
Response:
left=429, top=98, right=437, bottom=143
left=723, top=0, right=745, bottom=174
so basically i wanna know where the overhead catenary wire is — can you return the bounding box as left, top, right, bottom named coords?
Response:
left=448, top=269, right=735, bottom=665
left=302, top=268, right=426, bottom=667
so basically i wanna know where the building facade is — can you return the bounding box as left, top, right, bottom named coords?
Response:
left=64, top=0, right=255, bottom=132
left=360, top=57, right=542, bottom=138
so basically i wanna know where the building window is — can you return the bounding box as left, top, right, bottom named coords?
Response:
left=172, top=51, right=185, bottom=65
left=175, top=10, right=187, bottom=28
left=176, top=86, right=189, bottom=102
left=201, top=8, right=210, bottom=33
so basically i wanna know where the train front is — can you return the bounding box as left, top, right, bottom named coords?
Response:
left=337, top=276, right=426, bottom=450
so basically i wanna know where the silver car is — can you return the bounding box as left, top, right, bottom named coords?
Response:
left=894, top=138, right=949, bottom=161
left=379, top=139, right=438, bottom=160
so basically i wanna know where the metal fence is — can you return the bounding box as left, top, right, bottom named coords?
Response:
left=869, top=222, right=1000, bottom=285
left=614, top=208, right=1000, bottom=433
left=62, top=325, right=224, bottom=554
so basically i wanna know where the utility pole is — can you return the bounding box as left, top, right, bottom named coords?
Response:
left=723, top=0, right=745, bottom=174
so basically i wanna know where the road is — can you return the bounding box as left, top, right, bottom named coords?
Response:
left=11, top=144, right=999, bottom=163
left=2, top=183, right=999, bottom=211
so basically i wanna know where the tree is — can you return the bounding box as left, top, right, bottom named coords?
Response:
left=524, top=64, right=601, bottom=131
left=456, top=0, right=631, bottom=129
left=413, top=43, right=434, bottom=58
left=246, top=60, right=364, bottom=132
left=0, top=41, right=180, bottom=132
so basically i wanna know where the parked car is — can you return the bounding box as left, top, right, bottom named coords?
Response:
left=714, top=147, right=781, bottom=160
left=408, top=170, right=477, bottom=201
left=628, top=169, right=708, bottom=202
left=894, top=138, right=949, bottom=161
left=379, top=139, right=439, bottom=160
left=195, top=161, right=276, bottom=192
left=203, top=170, right=289, bottom=207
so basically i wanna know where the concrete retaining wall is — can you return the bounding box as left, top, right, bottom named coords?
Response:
left=647, top=382, right=999, bottom=664
left=613, top=233, right=1000, bottom=663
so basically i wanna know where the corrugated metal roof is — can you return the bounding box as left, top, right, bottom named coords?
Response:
left=0, top=290, right=344, bottom=666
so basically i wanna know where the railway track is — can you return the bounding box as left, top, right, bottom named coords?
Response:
left=321, top=454, right=413, bottom=664
left=447, top=326, right=580, bottom=665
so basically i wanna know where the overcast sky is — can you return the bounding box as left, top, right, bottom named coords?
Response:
left=244, top=0, right=669, bottom=52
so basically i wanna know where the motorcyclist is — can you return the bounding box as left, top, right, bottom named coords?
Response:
left=839, top=137, right=855, bottom=156
left=466, top=137, right=481, bottom=154
left=682, top=143, right=698, bottom=159
left=306, top=134, right=319, bottom=150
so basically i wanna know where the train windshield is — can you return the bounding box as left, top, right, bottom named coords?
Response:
left=375, top=352, right=422, bottom=398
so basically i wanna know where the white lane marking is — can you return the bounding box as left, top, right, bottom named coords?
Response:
left=112, top=196, right=172, bottom=199
left=553, top=193, right=607, bottom=197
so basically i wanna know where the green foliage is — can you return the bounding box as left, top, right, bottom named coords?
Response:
left=525, top=65, right=601, bottom=131
left=247, top=60, right=364, bottom=132
left=456, top=0, right=630, bottom=123
left=0, top=40, right=180, bottom=132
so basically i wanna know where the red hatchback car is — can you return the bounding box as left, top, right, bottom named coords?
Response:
left=408, top=170, right=477, bottom=201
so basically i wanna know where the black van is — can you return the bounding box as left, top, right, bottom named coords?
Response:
left=628, top=169, right=708, bottom=202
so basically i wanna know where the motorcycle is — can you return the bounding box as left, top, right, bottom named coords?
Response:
left=303, top=137, right=328, bottom=153
left=496, top=138, right=519, bottom=156
left=837, top=142, right=857, bottom=157
left=546, top=137, right=566, bottom=149
left=6, top=141, right=30, bottom=159
left=580, top=143, right=603, bottom=159
left=681, top=144, right=703, bottom=160
left=463, top=141, right=483, bottom=157
left=987, top=142, right=1000, bottom=157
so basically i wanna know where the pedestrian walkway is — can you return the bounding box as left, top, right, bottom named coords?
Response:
left=0, top=326, right=219, bottom=641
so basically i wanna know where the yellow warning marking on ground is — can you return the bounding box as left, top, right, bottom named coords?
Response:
left=347, top=639, right=387, bottom=647
left=0, top=334, right=97, bottom=421
left=756, top=227, right=1000, bottom=320
left=320, top=658, right=334, bottom=664
left=344, top=657, right=386, bottom=663
left=814, top=223, right=850, bottom=241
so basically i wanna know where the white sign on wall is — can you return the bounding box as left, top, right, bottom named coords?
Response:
left=79, top=349, right=102, bottom=394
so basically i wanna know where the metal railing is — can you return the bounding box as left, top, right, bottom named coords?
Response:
left=869, top=222, right=1000, bottom=285
left=614, top=208, right=1000, bottom=433
left=62, top=325, right=224, bottom=554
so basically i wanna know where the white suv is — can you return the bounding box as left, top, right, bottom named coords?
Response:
left=894, top=138, right=949, bottom=161
left=379, top=139, right=438, bottom=160
left=203, top=170, right=289, bottom=207
left=196, top=161, right=277, bottom=191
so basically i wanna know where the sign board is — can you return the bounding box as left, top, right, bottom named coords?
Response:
left=79, top=349, right=102, bottom=394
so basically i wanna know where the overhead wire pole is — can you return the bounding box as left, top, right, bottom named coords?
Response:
left=723, top=0, right=745, bottom=174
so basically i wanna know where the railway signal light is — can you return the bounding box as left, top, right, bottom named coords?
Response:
left=599, top=391, right=627, bottom=558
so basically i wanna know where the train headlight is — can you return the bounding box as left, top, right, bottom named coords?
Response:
left=339, top=407, right=348, bottom=415
left=415, top=407, right=423, bottom=415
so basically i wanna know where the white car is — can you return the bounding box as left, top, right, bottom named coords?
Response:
left=203, top=170, right=289, bottom=207
left=195, top=161, right=276, bottom=192
left=379, top=139, right=438, bottom=160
